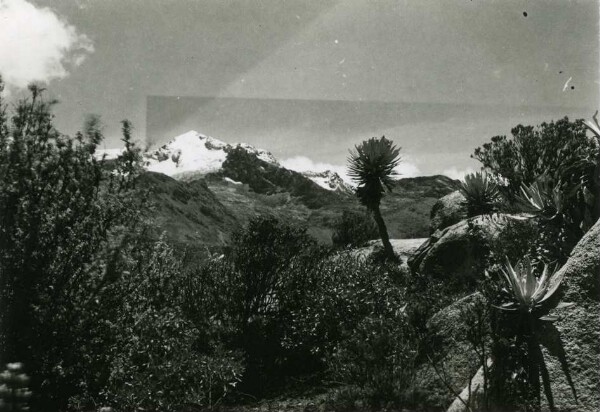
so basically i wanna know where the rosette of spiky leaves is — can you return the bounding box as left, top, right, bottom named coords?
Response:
left=458, top=172, right=502, bottom=217
left=518, top=178, right=565, bottom=220
left=347, top=136, right=401, bottom=209
left=493, top=257, right=572, bottom=319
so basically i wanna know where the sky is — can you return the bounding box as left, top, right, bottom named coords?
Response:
left=1, top=0, right=599, bottom=178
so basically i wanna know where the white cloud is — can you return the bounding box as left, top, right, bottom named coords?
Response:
left=0, top=0, right=93, bottom=90
left=441, top=166, right=476, bottom=180
left=393, top=160, right=420, bottom=178
left=281, top=155, right=421, bottom=185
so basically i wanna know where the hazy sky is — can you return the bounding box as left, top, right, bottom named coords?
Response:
left=1, top=0, right=598, bottom=177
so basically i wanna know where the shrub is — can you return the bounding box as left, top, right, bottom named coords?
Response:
left=472, top=117, right=599, bottom=257
left=185, top=220, right=417, bottom=405
left=472, top=118, right=597, bottom=201
left=183, top=216, right=327, bottom=395
left=458, top=172, right=502, bottom=217
left=0, top=82, right=243, bottom=410
left=331, top=210, right=379, bottom=248
left=0, top=83, right=148, bottom=409
left=327, top=313, right=417, bottom=407
left=285, top=254, right=417, bottom=407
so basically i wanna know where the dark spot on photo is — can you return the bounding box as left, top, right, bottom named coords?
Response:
left=523, top=11, right=528, bottom=17
left=571, top=86, right=575, bottom=90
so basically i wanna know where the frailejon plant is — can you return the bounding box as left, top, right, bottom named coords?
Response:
left=489, top=257, right=575, bottom=411
left=458, top=172, right=502, bottom=217
left=348, top=136, right=401, bottom=260
left=493, top=256, right=572, bottom=319
left=518, top=178, right=564, bottom=220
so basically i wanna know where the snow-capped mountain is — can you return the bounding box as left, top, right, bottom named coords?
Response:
left=97, top=130, right=354, bottom=193
left=302, top=170, right=354, bottom=194
left=143, top=131, right=278, bottom=181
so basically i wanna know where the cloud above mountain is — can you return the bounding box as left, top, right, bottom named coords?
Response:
left=0, top=0, right=93, bottom=90
left=441, top=167, right=476, bottom=180
left=281, top=155, right=420, bottom=185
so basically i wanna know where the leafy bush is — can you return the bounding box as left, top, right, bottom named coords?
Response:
left=472, top=117, right=597, bottom=202
left=72, top=235, right=244, bottom=411
left=458, top=172, right=502, bottom=217
left=285, top=254, right=418, bottom=407
left=327, top=313, right=417, bottom=407
left=0, top=83, right=150, bottom=409
left=184, top=218, right=418, bottom=406
left=331, top=210, right=379, bottom=248
left=184, top=216, right=326, bottom=395
left=0, top=82, right=244, bottom=410
left=472, top=117, right=599, bottom=259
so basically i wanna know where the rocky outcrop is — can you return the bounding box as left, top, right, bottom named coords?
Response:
left=408, top=214, right=534, bottom=287
left=444, top=220, right=600, bottom=412
left=430, top=191, right=467, bottom=234
left=537, top=220, right=600, bottom=412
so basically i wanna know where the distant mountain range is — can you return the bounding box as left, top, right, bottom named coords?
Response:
left=98, top=131, right=457, bottom=247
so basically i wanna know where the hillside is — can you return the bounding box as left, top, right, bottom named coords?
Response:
left=143, top=172, right=456, bottom=246
left=137, top=172, right=237, bottom=246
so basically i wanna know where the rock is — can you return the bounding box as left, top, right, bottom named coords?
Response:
left=537, top=220, right=600, bottom=412
left=408, top=214, right=532, bottom=287
left=430, top=191, right=467, bottom=234
left=446, top=360, right=492, bottom=412
left=352, top=238, right=428, bottom=270
left=414, top=293, right=489, bottom=411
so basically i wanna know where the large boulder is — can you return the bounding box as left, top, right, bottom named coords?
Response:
left=537, top=220, right=600, bottom=412
left=445, top=220, right=600, bottom=412
left=414, top=293, right=488, bottom=410
left=430, top=190, right=467, bottom=234
left=409, top=214, right=532, bottom=285
left=352, top=238, right=428, bottom=271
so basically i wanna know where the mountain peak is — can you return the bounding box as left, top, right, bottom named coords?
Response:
left=143, top=130, right=278, bottom=180
left=302, top=170, right=354, bottom=194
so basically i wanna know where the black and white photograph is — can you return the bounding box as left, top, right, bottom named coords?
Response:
left=0, top=1, right=599, bottom=411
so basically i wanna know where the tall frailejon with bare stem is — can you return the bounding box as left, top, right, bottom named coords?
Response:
left=347, top=136, right=401, bottom=260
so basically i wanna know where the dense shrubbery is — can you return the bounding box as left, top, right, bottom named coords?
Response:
left=185, top=216, right=419, bottom=407
left=472, top=117, right=599, bottom=261
left=0, top=84, right=146, bottom=409
left=331, top=210, right=379, bottom=248
left=184, top=216, right=326, bottom=396
left=0, top=82, right=243, bottom=410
